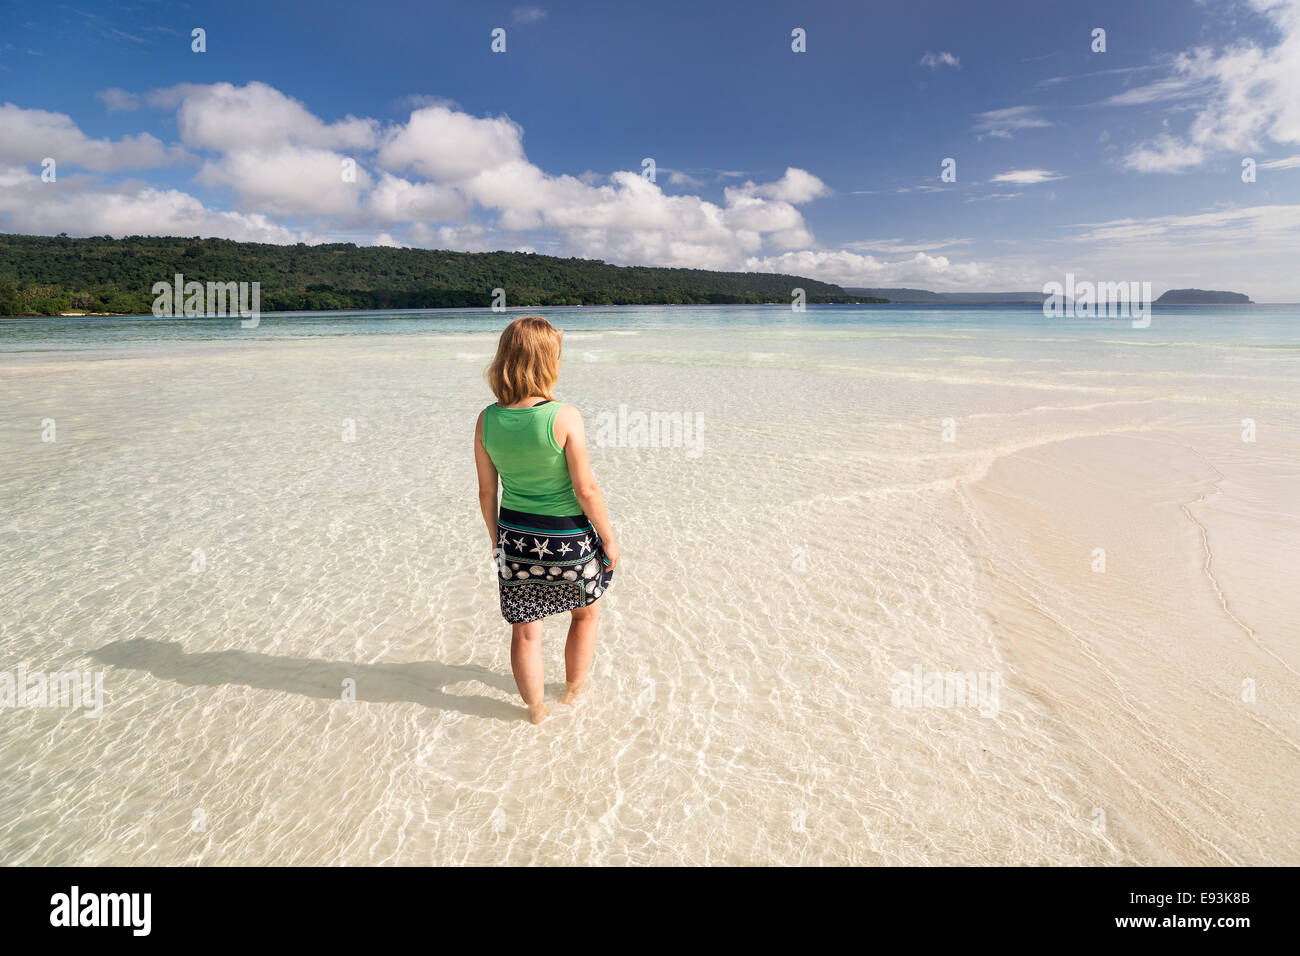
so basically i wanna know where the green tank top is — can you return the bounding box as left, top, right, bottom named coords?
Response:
left=481, top=401, right=583, bottom=516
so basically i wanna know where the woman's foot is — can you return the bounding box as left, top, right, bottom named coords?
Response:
left=528, top=702, right=550, bottom=725
left=560, top=681, right=588, bottom=705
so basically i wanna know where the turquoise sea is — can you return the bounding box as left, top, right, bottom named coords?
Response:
left=2, top=303, right=1297, bottom=352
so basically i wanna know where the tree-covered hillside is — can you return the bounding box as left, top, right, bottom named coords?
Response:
left=0, top=233, right=883, bottom=315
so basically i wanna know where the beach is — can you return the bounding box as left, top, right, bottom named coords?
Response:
left=0, top=307, right=1296, bottom=865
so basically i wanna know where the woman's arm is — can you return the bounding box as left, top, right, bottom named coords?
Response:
left=474, top=410, right=499, bottom=556
left=556, top=404, right=619, bottom=569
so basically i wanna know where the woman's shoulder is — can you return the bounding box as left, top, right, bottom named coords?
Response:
left=551, top=402, right=584, bottom=444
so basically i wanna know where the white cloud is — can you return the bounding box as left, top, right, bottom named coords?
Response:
left=920, top=52, right=960, bottom=69
left=971, top=105, right=1052, bottom=139
left=378, top=104, right=524, bottom=182
left=0, top=171, right=312, bottom=243
left=410, top=222, right=520, bottom=253
left=0, top=103, right=184, bottom=170
left=1122, top=134, right=1206, bottom=173
left=1261, top=153, right=1300, bottom=168
left=195, top=145, right=373, bottom=217
left=1055, top=202, right=1300, bottom=299
left=95, top=88, right=140, bottom=112
left=157, top=81, right=377, bottom=152
left=1067, top=203, right=1300, bottom=244
left=725, top=167, right=830, bottom=204
left=989, top=168, right=1064, bottom=184
left=366, top=172, right=470, bottom=223
left=844, top=237, right=973, bottom=254
left=723, top=195, right=811, bottom=247
left=667, top=169, right=705, bottom=188
left=1038, top=65, right=1159, bottom=87
left=1097, top=76, right=1204, bottom=106
left=1121, top=0, right=1300, bottom=171
left=512, top=6, right=548, bottom=23
left=745, top=249, right=1009, bottom=290
left=395, top=94, right=460, bottom=112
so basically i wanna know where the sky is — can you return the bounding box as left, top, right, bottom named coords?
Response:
left=2, top=0, right=1299, bottom=299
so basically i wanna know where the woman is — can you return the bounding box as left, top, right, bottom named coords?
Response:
left=474, top=316, right=620, bottom=725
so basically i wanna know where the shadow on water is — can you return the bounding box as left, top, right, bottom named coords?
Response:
left=88, top=639, right=527, bottom=722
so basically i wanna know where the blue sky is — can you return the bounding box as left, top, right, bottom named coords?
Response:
left=2, top=0, right=1299, bottom=298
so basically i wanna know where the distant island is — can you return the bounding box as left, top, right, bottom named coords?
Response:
left=1153, top=289, right=1253, bottom=304
left=0, top=233, right=886, bottom=316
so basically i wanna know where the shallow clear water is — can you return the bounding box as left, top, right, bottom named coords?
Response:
left=3, top=302, right=1298, bottom=350
left=1, top=305, right=1297, bottom=864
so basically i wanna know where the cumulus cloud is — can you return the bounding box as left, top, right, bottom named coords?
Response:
left=85, top=82, right=829, bottom=266
left=409, top=222, right=520, bottom=252
left=0, top=103, right=185, bottom=170
left=0, top=81, right=1000, bottom=286
left=373, top=103, right=827, bottom=264
left=366, top=172, right=471, bottom=224
left=378, top=104, right=524, bottom=182
left=0, top=170, right=312, bottom=243
left=157, top=81, right=378, bottom=152
left=196, top=146, right=378, bottom=217
left=726, top=167, right=831, bottom=204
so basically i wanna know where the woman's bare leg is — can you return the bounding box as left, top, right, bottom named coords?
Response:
left=510, top=619, right=548, bottom=724
left=562, top=603, right=599, bottom=704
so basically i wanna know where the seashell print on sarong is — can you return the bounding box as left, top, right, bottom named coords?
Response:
left=494, top=506, right=615, bottom=624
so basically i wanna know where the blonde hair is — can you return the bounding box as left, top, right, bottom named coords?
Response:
left=486, top=315, right=562, bottom=405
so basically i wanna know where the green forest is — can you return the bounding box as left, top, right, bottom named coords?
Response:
left=0, top=233, right=884, bottom=315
